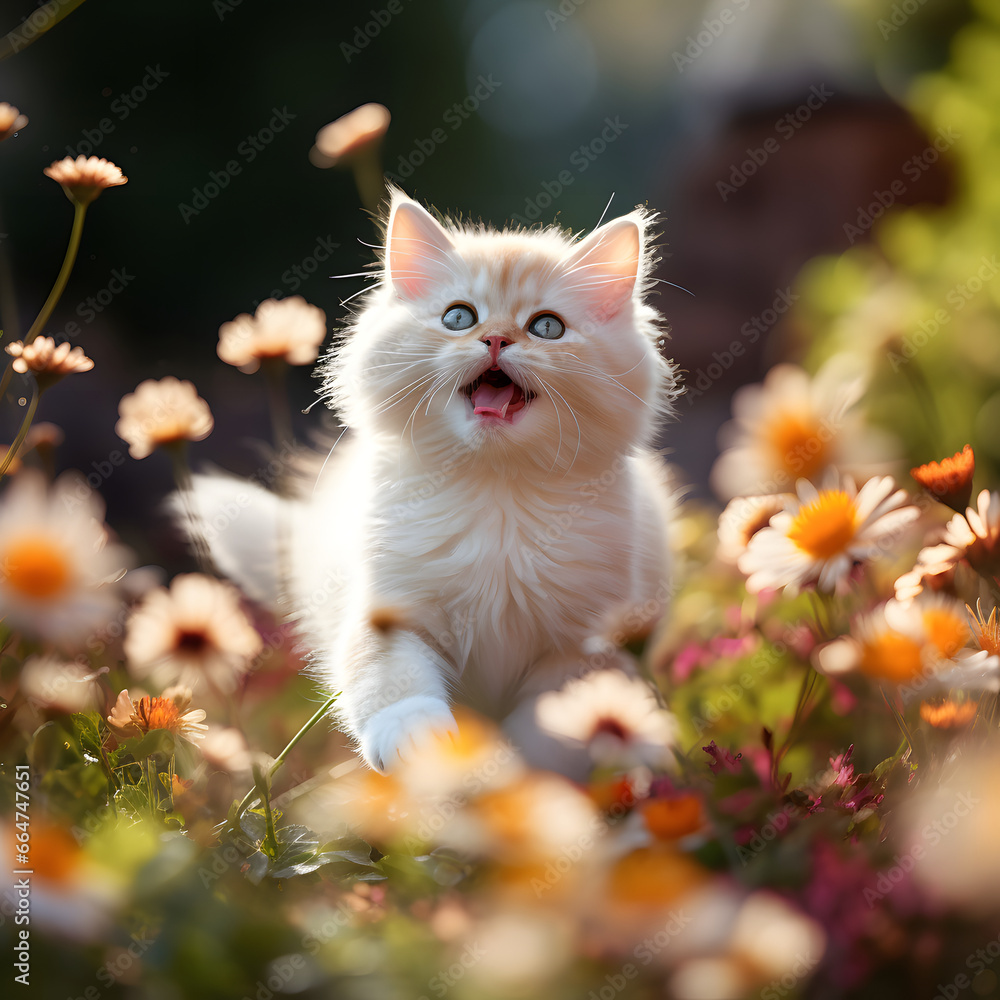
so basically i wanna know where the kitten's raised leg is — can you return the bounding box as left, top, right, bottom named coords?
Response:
left=332, top=627, right=458, bottom=772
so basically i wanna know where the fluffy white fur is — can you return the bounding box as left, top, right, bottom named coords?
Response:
left=186, top=189, right=680, bottom=772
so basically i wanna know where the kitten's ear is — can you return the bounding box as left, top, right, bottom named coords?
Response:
left=563, top=214, right=643, bottom=320
left=386, top=195, right=456, bottom=302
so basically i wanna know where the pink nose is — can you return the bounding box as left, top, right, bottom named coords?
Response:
left=481, top=334, right=512, bottom=366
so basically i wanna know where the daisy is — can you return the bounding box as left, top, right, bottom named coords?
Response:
left=19, top=655, right=101, bottom=714
left=115, top=377, right=214, bottom=459
left=716, top=493, right=792, bottom=565
left=535, top=670, right=678, bottom=769
left=738, top=474, right=918, bottom=595
left=710, top=356, right=897, bottom=501
left=0, top=102, right=27, bottom=141
left=312, top=103, right=390, bottom=168
left=43, top=155, right=127, bottom=206
left=910, top=445, right=975, bottom=514
left=123, top=573, right=262, bottom=692
left=5, top=337, right=93, bottom=391
left=0, top=471, right=129, bottom=643
left=897, top=490, right=1000, bottom=597
left=217, top=296, right=327, bottom=374
left=106, top=688, right=207, bottom=742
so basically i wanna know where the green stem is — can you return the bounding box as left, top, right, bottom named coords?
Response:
left=230, top=691, right=339, bottom=826
left=25, top=200, right=88, bottom=345
left=0, top=382, right=37, bottom=479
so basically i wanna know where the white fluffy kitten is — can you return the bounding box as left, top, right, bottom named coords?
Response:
left=189, top=189, right=679, bottom=772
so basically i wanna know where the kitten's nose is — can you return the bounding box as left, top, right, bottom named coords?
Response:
left=481, top=334, right=512, bottom=367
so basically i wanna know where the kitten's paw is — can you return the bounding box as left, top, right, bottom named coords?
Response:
left=359, top=696, right=458, bottom=773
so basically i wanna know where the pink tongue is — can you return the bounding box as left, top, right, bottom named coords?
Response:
left=471, top=381, right=517, bottom=419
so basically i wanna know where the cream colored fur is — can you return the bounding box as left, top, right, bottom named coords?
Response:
left=186, top=189, right=680, bottom=771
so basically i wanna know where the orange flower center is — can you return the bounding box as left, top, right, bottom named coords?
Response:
left=134, top=696, right=182, bottom=732
left=859, top=631, right=924, bottom=683
left=766, top=410, right=829, bottom=481
left=923, top=609, right=970, bottom=659
left=787, top=490, right=858, bottom=559
left=640, top=794, right=704, bottom=840
left=919, top=699, right=977, bottom=729
left=2, top=535, right=71, bottom=599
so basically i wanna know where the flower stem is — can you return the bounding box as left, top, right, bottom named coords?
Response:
left=262, top=358, right=294, bottom=449
left=0, top=381, right=37, bottom=479
left=25, top=200, right=88, bottom=345
left=230, top=691, right=339, bottom=826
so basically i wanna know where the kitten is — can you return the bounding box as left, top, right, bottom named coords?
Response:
left=186, top=188, right=680, bottom=772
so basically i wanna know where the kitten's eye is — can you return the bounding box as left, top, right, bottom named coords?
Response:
left=528, top=313, right=565, bottom=340
left=442, top=304, right=477, bottom=331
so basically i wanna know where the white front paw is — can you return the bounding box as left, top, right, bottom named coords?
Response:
left=359, top=696, right=457, bottom=773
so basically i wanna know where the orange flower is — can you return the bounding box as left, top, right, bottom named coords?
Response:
left=911, top=445, right=975, bottom=513
left=639, top=793, right=705, bottom=840
left=607, top=845, right=707, bottom=906
left=968, top=599, right=1000, bottom=657
left=919, top=699, right=977, bottom=729
left=43, top=155, right=127, bottom=206
left=107, top=688, right=207, bottom=742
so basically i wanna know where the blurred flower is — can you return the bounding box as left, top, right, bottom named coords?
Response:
left=716, top=493, right=791, bottom=564
left=5, top=337, right=93, bottom=391
left=106, top=688, right=207, bottom=742
left=0, top=471, right=129, bottom=643
left=217, top=296, right=327, bottom=373
left=200, top=725, right=254, bottom=774
left=43, top=155, right=127, bottom=206
left=893, top=543, right=957, bottom=601
left=606, top=844, right=708, bottom=908
left=0, top=101, right=27, bottom=140
left=312, top=103, right=391, bottom=168
left=124, top=573, right=262, bottom=692
left=396, top=708, right=522, bottom=801
left=815, top=595, right=991, bottom=691
left=919, top=699, right=977, bottom=729
left=910, top=445, right=975, bottom=513
left=710, top=357, right=896, bottom=501
left=19, top=655, right=100, bottom=713
left=115, top=376, right=214, bottom=459
left=739, top=475, right=918, bottom=595
left=535, top=670, right=678, bottom=769
left=639, top=791, right=705, bottom=841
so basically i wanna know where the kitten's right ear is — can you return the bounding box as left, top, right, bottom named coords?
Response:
left=386, top=195, right=456, bottom=302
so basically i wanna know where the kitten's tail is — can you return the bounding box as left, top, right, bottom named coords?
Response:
left=170, top=474, right=292, bottom=607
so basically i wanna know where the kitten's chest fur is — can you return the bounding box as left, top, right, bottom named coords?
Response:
left=374, top=470, right=637, bottom=706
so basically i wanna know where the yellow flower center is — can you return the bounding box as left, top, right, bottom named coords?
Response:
left=787, top=490, right=858, bottom=559
left=766, top=410, right=829, bottom=480
left=923, top=609, right=970, bottom=659
left=2, top=535, right=71, bottom=599
left=859, top=631, right=924, bottom=683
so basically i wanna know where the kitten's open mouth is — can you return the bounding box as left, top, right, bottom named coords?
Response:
left=463, top=367, right=532, bottom=422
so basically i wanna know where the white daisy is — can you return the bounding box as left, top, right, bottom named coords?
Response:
left=710, top=356, right=897, bottom=501
left=738, top=474, right=918, bottom=595
left=716, top=493, right=792, bottom=565
left=0, top=471, right=129, bottom=644
left=123, top=573, right=262, bottom=692
left=535, top=670, right=678, bottom=769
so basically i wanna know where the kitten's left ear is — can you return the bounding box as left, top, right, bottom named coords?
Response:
left=385, top=195, right=456, bottom=303
left=563, top=213, right=644, bottom=321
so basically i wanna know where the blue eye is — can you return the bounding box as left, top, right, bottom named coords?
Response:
left=528, top=313, right=565, bottom=340
left=442, top=304, right=477, bottom=331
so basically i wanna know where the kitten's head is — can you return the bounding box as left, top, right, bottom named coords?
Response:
left=328, top=188, right=678, bottom=477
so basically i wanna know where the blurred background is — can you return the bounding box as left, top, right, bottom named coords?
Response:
left=0, top=0, right=978, bottom=563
